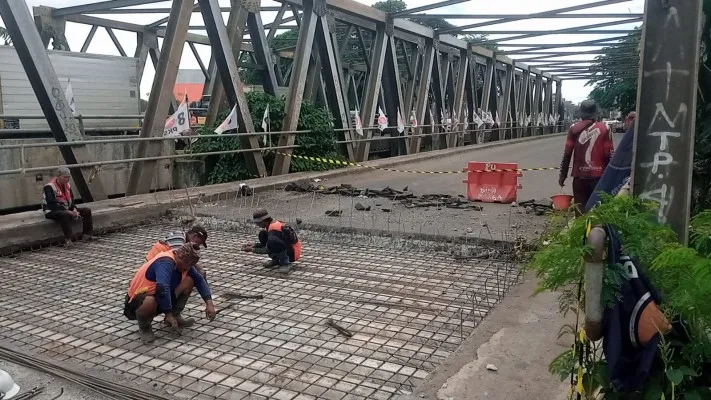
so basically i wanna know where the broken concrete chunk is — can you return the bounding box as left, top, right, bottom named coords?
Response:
left=354, top=203, right=366, bottom=211
left=486, top=363, right=498, bottom=371
left=381, top=208, right=392, bottom=213
left=325, top=210, right=342, bottom=217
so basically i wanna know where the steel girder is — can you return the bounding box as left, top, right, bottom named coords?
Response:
left=0, top=0, right=107, bottom=202
left=125, top=0, right=194, bottom=196
left=198, top=0, right=267, bottom=177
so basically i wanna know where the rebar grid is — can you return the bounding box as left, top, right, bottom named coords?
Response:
left=0, top=215, right=521, bottom=400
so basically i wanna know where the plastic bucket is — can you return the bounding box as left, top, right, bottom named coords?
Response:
left=551, top=194, right=574, bottom=210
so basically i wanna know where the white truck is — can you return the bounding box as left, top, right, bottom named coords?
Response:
left=0, top=45, right=142, bottom=131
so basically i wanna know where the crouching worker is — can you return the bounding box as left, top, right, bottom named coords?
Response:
left=146, top=226, right=208, bottom=278
left=124, top=243, right=216, bottom=344
left=241, top=208, right=302, bottom=273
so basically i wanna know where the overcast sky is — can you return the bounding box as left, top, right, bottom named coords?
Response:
left=2, top=0, right=645, bottom=104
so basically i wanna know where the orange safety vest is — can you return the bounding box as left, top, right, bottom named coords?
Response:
left=127, top=250, right=187, bottom=301
left=268, top=221, right=302, bottom=261
left=146, top=241, right=171, bottom=261
left=42, top=178, right=72, bottom=214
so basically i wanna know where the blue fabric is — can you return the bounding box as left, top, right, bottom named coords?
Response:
left=585, top=126, right=635, bottom=212
left=146, top=257, right=212, bottom=312
left=602, top=226, right=663, bottom=392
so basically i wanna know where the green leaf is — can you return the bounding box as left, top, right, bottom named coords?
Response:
left=666, top=368, right=684, bottom=385
left=685, top=391, right=703, bottom=400
left=679, top=365, right=699, bottom=377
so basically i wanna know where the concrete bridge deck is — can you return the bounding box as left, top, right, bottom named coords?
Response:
left=0, top=134, right=573, bottom=400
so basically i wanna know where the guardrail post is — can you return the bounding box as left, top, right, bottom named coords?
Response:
left=0, top=0, right=107, bottom=202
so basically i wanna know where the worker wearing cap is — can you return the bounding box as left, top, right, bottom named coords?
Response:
left=41, top=167, right=94, bottom=247
left=559, top=99, right=614, bottom=213
left=124, top=243, right=216, bottom=344
left=241, top=208, right=302, bottom=273
left=146, top=226, right=208, bottom=278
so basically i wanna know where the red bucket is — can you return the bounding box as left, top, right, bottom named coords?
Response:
left=551, top=194, right=574, bottom=210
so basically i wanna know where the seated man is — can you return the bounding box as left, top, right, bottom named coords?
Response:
left=41, top=167, right=94, bottom=247
left=241, top=208, right=302, bottom=273
left=146, top=226, right=208, bottom=278
left=124, top=243, right=216, bottom=344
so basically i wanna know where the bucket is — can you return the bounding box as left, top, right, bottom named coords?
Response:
left=551, top=194, right=574, bottom=210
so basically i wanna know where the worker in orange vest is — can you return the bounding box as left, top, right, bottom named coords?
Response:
left=41, top=167, right=94, bottom=247
left=146, top=226, right=208, bottom=278
left=124, top=243, right=216, bottom=344
left=241, top=208, right=302, bottom=273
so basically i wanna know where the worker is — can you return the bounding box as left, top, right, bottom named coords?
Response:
left=124, top=243, right=216, bottom=344
left=146, top=226, right=208, bottom=278
left=559, top=99, right=614, bottom=214
left=41, top=167, right=94, bottom=247
left=241, top=208, right=302, bottom=273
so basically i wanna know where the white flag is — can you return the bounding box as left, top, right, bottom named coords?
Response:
left=495, top=112, right=501, bottom=126
left=452, top=110, right=459, bottom=130
left=472, top=111, right=484, bottom=128
left=66, top=80, right=77, bottom=116
left=548, top=114, right=554, bottom=125
left=464, top=109, right=469, bottom=131
left=354, top=109, right=364, bottom=136
left=410, top=110, right=418, bottom=128
left=396, top=108, right=405, bottom=133
left=164, top=98, right=191, bottom=138
left=377, top=107, right=388, bottom=132
left=261, top=104, right=270, bottom=132
left=215, top=105, right=239, bottom=134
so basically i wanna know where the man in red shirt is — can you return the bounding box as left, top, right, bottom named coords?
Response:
left=559, top=100, right=614, bottom=213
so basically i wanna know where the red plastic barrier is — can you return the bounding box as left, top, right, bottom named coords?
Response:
left=462, top=161, right=522, bottom=204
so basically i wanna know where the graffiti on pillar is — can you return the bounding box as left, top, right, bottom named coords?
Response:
left=635, top=4, right=696, bottom=228
left=51, top=86, right=80, bottom=138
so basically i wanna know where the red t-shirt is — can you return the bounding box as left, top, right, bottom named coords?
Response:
left=560, top=120, right=614, bottom=179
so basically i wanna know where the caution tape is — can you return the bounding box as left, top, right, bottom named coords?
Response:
left=271, top=151, right=561, bottom=174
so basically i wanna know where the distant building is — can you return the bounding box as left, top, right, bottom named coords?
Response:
left=174, top=69, right=205, bottom=102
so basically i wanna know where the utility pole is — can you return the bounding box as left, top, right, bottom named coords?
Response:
left=631, top=0, right=704, bottom=244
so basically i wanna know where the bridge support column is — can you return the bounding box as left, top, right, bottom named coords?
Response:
left=631, top=0, right=704, bottom=244
left=0, top=0, right=107, bottom=202
left=199, top=0, right=267, bottom=177
left=126, top=0, right=193, bottom=196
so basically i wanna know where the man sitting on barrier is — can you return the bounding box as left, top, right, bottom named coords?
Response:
left=146, top=226, right=209, bottom=278
left=41, top=167, right=94, bottom=247
left=241, top=208, right=302, bottom=273
left=124, top=243, right=216, bottom=344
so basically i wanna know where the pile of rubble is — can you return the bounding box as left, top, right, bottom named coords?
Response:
left=284, top=181, right=483, bottom=211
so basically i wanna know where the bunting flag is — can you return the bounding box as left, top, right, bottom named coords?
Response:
left=549, top=113, right=555, bottom=125
left=495, top=112, right=501, bottom=126
left=452, top=110, right=459, bottom=130
left=472, top=110, right=484, bottom=128
left=66, top=79, right=77, bottom=116
left=463, top=109, right=469, bottom=131
left=377, top=107, right=388, bottom=132
left=261, top=104, right=270, bottom=132
left=164, top=97, right=191, bottom=138
left=215, top=105, right=239, bottom=134
left=354, top=109, right=364, bottom=136
left=410, top=110, right=418, bottom=128
left=396, top=108, right=405, bottom=133
left=526, top=114, right=531, bottom=126
left=430, top=107, right=435, bottom=131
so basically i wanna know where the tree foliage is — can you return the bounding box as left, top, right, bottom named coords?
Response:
left=189, top=92, right=343, bottom=184
left=586, top=29, right=640, bottom=115
left=531, top=195, right=711, bottom=399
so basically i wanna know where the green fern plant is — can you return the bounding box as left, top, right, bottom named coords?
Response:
left=530, top=195, right=711, bottom=399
